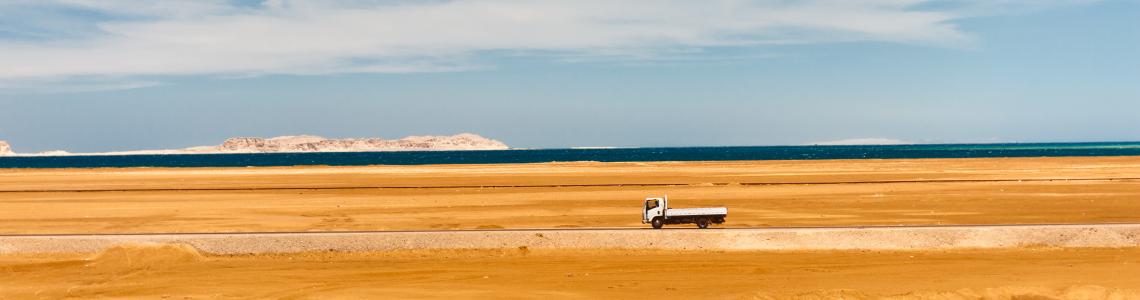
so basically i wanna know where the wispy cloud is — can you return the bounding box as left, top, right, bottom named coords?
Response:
left=0, top=0, right=1093, bottom=90
left=0, top=77, right=160, bottom=94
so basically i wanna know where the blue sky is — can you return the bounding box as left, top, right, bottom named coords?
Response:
left=0, top=0, right=1138, bottom=152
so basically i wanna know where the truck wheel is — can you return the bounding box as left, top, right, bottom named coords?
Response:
left=697, top=218, right=710, bottom=229
left=651, top=218, right=664, bottom=229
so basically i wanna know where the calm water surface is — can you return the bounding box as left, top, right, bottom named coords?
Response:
left=2, top=142, right=1140, bottom=169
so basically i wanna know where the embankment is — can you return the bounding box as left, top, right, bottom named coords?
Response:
left=3, top=224, right=1139, bottom=255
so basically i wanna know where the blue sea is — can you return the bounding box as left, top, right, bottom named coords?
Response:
left=2, top=142, right=1140, bottom=169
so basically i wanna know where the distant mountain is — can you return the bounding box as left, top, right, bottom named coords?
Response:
left=210, top=133, right=508, bottom=153
left=0, top=133, right=509, bottom=156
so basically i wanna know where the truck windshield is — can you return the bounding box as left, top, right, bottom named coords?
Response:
left=645, top=200, right=659, bottom=210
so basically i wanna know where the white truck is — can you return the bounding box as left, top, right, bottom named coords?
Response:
left=642, top=195, right=727, bottom=229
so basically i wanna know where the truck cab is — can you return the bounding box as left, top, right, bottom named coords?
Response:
left=643, top=196, right=667, bottom=224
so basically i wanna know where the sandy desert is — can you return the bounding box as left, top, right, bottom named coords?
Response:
left=3, top=156, right=1140, bottom=298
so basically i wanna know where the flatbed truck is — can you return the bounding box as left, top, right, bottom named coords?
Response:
left=642, top=195, right=727, bottom=229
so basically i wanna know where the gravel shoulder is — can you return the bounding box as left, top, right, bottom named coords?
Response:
left=4, top=223, right=1140, bottom=255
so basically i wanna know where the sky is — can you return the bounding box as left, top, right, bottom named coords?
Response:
left=0, top=0, right=1138, bottom=152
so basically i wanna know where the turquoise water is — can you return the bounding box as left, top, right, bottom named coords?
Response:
left=1, top=142, right=1139, bottom=169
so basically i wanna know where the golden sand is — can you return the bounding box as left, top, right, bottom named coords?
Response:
left=1, top=245, right=1138, bottom=299
left=3, top=156, right=1140, bottom=298
left=2, top=157, right=1140, bottom=234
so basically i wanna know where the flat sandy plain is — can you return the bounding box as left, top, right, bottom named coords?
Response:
left=3, top=156, right=1140, bottom=298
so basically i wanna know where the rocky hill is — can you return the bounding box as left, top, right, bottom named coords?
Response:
left=209, top=133, right=508, bottom=153
left=0, top=134, right=508, bottom=156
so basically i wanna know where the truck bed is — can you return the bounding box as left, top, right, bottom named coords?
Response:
left=666, top=207, right=727, bottom=217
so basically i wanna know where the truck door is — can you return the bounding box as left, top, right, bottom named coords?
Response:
left=644, top=199, right=662, bottom=222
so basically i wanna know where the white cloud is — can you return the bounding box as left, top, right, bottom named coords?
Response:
left=40, top=0, right=237, bottom=18
left=0, top=0, right=1093, bottom=89
left=0, top=77, right=160, bottom=94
